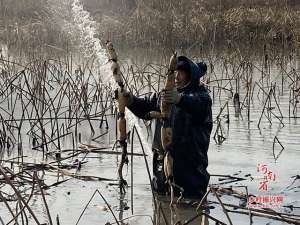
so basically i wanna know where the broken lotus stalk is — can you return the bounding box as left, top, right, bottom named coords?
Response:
left=106, top=41, right=128, bottom=193
left=149, top=53, right=177, bottom=204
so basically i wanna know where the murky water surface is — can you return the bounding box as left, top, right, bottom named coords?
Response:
left=0, top=1, right=300, bottom=224
left=0, top=53, right=299, bottom=225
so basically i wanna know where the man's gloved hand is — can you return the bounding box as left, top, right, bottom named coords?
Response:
left=119, top=89, right=134, bottom=107
left=161, top=88, right=181, bottom=104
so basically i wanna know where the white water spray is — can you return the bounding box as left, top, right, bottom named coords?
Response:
left=0, top=43, right=8, bottom=59
left=70, top=0, right=151, bottom=153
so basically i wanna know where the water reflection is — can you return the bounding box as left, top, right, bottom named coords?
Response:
left=153, top=196, right=209, bottom=225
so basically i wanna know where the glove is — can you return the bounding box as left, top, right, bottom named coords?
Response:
left=161, top=88, right=181, bottom=104
left=117, top=89, right=133, bottom=107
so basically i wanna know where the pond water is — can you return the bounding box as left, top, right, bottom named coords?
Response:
left=0, top=0, right=300, bottom=224
left=0, top=50, right=299, bottom=225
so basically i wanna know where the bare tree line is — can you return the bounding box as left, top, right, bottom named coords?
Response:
left=84, top=0, right=300, bottom=49
left=1, top=0, right=300, bottom=52
left=0, top=0, right=72, bottom=54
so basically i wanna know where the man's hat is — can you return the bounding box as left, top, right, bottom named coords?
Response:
left=176, top=56, right=207, bottom=82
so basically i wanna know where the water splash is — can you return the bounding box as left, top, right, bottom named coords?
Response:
left=0, top=43, right=8, bottom=59
left=70, top=0, right=151, bottom=153
left=71, top=0, right=107, bottom=63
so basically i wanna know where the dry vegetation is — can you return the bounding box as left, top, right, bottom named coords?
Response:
left=0, top=0, right=72, bottom=54
left=84, top=0, right=300, bottom=49
left=1, top=0, right=300, bottom=53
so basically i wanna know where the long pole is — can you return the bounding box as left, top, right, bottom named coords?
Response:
left=106, top=41, right=128, bottom=193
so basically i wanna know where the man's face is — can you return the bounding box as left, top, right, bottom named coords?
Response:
left=175, top=70, right=191, bottom=89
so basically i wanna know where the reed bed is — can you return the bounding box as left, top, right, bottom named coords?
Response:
left=0, top=47, right=299, bottom=224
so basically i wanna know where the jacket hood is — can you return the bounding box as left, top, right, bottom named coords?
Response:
left=176, top=56, right=207, bottom=85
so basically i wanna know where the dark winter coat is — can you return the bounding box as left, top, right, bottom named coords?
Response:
left=127, top=57, right=213, bottom=199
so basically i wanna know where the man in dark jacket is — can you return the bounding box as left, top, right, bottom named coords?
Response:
left=125, top=56, right=213, bottom=199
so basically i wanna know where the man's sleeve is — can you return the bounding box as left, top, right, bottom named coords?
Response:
left=127, top=93, right=160, bottom=120
left=176, top=92, right=212, bottom=121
